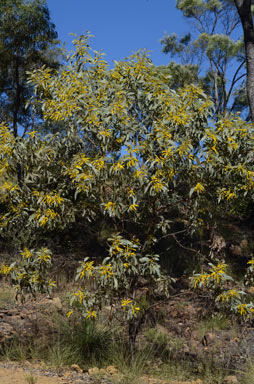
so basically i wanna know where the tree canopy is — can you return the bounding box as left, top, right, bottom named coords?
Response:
left=161, top=0, right=249, bottom=119
left=0, top=0, right=59, bottom=137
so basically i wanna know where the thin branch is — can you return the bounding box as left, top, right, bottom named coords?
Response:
left=171, top=233, right=209, bottom=262
left=160, top=229, right=187, bottom=240
left=226, top=60, right=246, bottom=106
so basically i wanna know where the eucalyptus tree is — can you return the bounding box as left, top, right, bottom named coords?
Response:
left=0, top=0, right=59, bottom=137
left=162, top=0, right=247, bottom=118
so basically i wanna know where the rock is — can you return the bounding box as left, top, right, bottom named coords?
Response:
left=202, top=332, right=215, bottom=346
left=88, top=367, right=100, bottom=375
left=224, top=375, right=238, bottom=384
left=248, top=287, right=254, bottom=296
left=229, top=244, right=243, bottom=257
left=51, top=297, right=63, bottom=311
left=71, top=364, right=82, bottom=373
left=40, top=361, right=47, bottom=369
left=191, top=330, right=199, bottom=340
left=0, top=322, right=15, bottom=342
left=106, top=365, right=118, bottom=375
left=23, top=360, right=32, bottom=367
left=62, top=371, right=72, bottom=378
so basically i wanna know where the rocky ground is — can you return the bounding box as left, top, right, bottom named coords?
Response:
left=0, top=282, right=252, bottom=384
left=0, top=361, right=208, bottom=384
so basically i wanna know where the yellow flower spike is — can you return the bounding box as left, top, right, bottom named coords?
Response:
left=40, top=216, right=49, bottom=226
left=129, top=204, right=138, bottom=212
left=80, top=261, right=95, bottom=278
left=238, top=304, right=249, bottom=317
left=99, top=264, right=113, bottom=277
left=99, top=130, right=111, bottom=138
left=104, top=201, right=115, bottom=211
left=86, top=310, right=96, bottom=319
left=48, top=279, right=56, bottom=288
left=121, top=299, right=132, bottom=307
left=67, top=310, right=73, bottom=318
left=21, top=248, right=32, bottom=259
left=0, top=264, right=13, bottom=275
left=74, top=289, right=86, bottom=303
left=194, top=183, right=205, bottom=193
left=28, top=131, right=37, bottom=138
left=111, top=162, right=124, bottom=172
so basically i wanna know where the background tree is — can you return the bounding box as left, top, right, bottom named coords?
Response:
left=0, top=0, right=59, bottom=137
left=161, top=0, right=247, bottom=118
left=234, top=0, right=254, bottom=121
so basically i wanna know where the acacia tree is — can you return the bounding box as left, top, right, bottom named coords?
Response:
left=0, top=0, right=59, bottom=137
left=1, top=35, right=254, bottom=346
left=234, top=0, right=254, bottom=121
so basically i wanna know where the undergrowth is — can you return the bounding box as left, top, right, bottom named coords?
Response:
left=0, top=308, right=232, bottom=383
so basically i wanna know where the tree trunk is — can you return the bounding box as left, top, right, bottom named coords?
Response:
left=234, top=0, right=254, bottom=122
left=13, top=56, right=21, bottom=138
left=13, top=55, right=22, bottom=185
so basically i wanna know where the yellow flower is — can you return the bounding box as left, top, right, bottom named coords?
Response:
left=129, top=204, right=138, bottom=212
left=37, top=249, right=51, bottom=263
left=45, top=209, right=58, bottom=220
left=21, top=247, right=32, bottom=259
left=67, top=310, right=73, bottom=318
left=194, top=183, right=205, bottom=193
left=128, top=189, right=135, bottom=197
left=28, top=131, right=36, bottom=138
left=131, top=304, right=140, bottom=316
left=111, top=162, right=124, bottom=173
left=151, top=176, right=165, bottom=193
left=79, top=261, right=95, bottom=278
left=40, top=216, right=48, bottom=226
left=99, top=264, right=113, bottom=277
left=74, top=289, right=86, bottom=303
left=104, top=201, right=115, bottom=211
left=0, top=264, right=12, bottom=275
left=99, top=130, right=111, bottom=137
left=238, top=303, right=248, bottom=317
left=86, top=310, right=97, bottom=319
left=121, top=299, right=132, bottom=307
left=48, top=279, right=56, bottom=288
left=92, top=158, right=105, bottom=170
left=126, top=156, right=138, bottom=168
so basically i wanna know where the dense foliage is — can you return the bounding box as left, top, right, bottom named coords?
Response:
left=1, top=35, right=254, bottom=341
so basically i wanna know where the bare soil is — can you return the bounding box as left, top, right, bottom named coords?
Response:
left=0, top=365, right=62, bottom=384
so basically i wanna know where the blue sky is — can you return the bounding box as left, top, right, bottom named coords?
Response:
left=47, top=0, right=188, bottom=66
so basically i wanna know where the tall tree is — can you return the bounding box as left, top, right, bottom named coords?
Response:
left=233, top=0, right=254, bottom=122
left=0, top=0, right=59, bottom=137
left=162, top=0, right=247, bottom=118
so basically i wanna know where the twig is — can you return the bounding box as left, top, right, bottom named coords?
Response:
left=171, top=233, right=209, bottom=262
